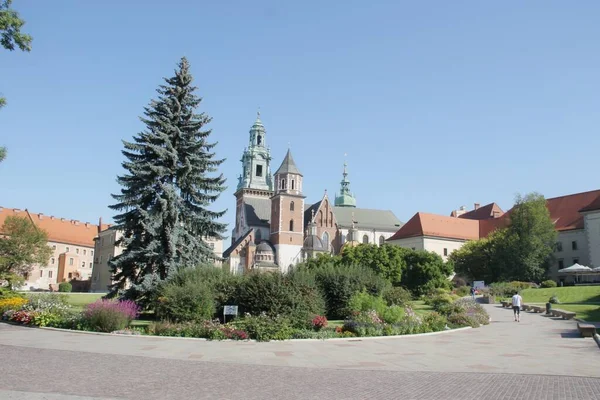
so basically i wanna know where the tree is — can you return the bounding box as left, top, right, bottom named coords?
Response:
left=109, top=57, right=227, bottom=303
left=0, top=146, right=6, bottom=163
left=450, top=229, right=507, bottom=283
left=501, top=192, right=557, bottom=282
left=402, top=250, right=453, bottom=295
left=340, top=244, right=408, bottom=286
left=0, top=215, right=52, bottom=289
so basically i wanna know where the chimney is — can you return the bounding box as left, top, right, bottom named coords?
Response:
left=85, top=222, right=90, bottom=227
left=50, top=216, right=55, bottom=220
left=13, top=208, right=21, bottom=212
left=38, top=213, right=43, bottom=219
left=60, top=218, right=65, bottom=221
left=474, top=203, right=480, bottom=210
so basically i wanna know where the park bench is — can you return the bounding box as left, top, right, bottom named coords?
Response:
left=531, top=306, right=545, bottom=313
left=577, top=322, right=597, bottom=338
left=522, top=304, right=530, bottom=311
left=550, top=309, right=576, bottom=320
left=501, top=301, right=510, bottom=308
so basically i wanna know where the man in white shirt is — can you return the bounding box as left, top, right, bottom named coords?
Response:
left=512, top=291, right=523, bottom=322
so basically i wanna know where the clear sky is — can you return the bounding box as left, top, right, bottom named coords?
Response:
left=1, top=1, right=599, bottom=235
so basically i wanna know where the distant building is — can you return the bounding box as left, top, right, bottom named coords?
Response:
left=387, top=190, right=600, bottom=282
left=223, top=114, right=403, bottom=274
left=0, top=207, right=107, bottom=290
left=89, top=227, right=224, bottom=293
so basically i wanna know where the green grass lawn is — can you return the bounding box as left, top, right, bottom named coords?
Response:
left=410, top=300, right=433, bottom=316
left=23, top=292, right=104, bottom=310
left=549, top=304, right=600, bottom=322
left=520, top=286, right=600, bottom=304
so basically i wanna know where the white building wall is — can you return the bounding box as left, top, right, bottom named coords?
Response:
left=584, top=212, right=600, bottom=268
left=275, top=244, right=303, bottom=273
left=552, top=229, right=589, bottom=280
left=387, top=237, right=425, bottom=251
left=422, top=237, right=467, bottom=261
left=90, top=230, right=123, bottom=293
left=339, top=228, right=397, bottom=246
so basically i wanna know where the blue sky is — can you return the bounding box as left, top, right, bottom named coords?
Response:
left=1, top=1, right=599, bottom=235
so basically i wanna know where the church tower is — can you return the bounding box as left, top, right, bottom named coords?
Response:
left=334, top=160, right=357, bottom=207
left=232, top=113, right=274, bottom=242
left=270, top=149, right=305, bottom=272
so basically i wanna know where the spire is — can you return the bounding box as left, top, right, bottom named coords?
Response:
left=334, top=156, right=356, bottom=207
left=236, top=113, right=273, bottom=192
left=275, top=149, right=302, bottom=176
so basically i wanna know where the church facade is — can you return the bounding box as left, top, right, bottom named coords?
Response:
left=222, top=114, right=403, bottom=274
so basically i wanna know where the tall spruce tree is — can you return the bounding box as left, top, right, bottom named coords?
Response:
left=109, top=57, right=227, bottom=302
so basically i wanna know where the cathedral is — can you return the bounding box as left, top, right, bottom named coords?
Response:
left=222, top=113, right=403, bottom=274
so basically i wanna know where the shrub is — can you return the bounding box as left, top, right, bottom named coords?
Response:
left=348, top=291, right=387, bottom=315
left=311, top=315, right=328, bottom=331
left=541, top=280, right=557, bottom=288
left=448, top=298, right=490, bottom=327
left=309, top=263, right=389, bottom=319
left=58, top=282, right=72, bottom=292
left=233, top=314, right=296, bottom=341
left=549, top=295, right=560, bottom=304
left=422, top=312, right=447, bottom=332
left=454, top=286, right=470, bottom=297
left=83, top=299, right=139, bottom=332
left=156, top=281, right=215, bottom=323
left=380, top=305, right=405, bottom=324
left=383, top=286, right=412, bottom=306
left=0, top=288, right=24, bottom=300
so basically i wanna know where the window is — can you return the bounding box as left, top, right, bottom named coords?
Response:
left=257, top=135, right=262, bottom=146
left=556, top=242, right=563, bottom=252
left=208, top=242, right=215, bottom=249
left=68, top=273, right=72, bottom=279
left=65, top=246, right=70, bottom=252
left=52, top=245, right=56, bottom=250
left=573, top=258, right=579, bottom=264
left=91, top=250, right=94, bottom=256
left=572, top=241, right=578, bottom=250
left=330, top=212, right=334, bottom=227
left=76, top=248, right=79, bottom=254
left=379, top=236, right=385, bottom=245
left=291, top=180, right=295, bottom=190
left=256, top=164, right=263, bottom=177
left=322, top=232, right=330, bottom=248
left=281, top=178, right=286, bottom=189
left=89, top=262, right=92, bottom=268
left=558, top=259, right=564, bottom=269
left=48, top=271, right=53, bottom=278
left=319, top=210, right=323, bottom=225
left=362, top=235, right=369, bottom=244
left=81, top=261, right=85, bottom=268
left=289, top=219, right=294, bottom=231
left=290, top=201, right=295, bottom=211
left=83, top=249, right=87, bottom=255
left=69, top=258, right=74, bottom=265
left=40, top=270, right=43, bottom=277
left=51, top=258, right=55, bottom=265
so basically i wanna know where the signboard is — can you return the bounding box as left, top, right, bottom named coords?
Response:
left=473, top=281, right=485, bottom=290
left=223, top=305, right=238, bottom=316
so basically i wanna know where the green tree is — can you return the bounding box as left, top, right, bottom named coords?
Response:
left=501, top=192, right=557, bottom=282
left=109, top=57, right=227, bottom=303
left=340, top=244, right=408, bottom=286
left=449, top=228, right=507, bottom=283
left=0, top=146, right=6, bottom=163
left=0, top=215, right=52, bottom=289
left=402, top=250, right=453, bottom=295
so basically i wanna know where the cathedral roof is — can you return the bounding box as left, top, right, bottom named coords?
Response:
left=333, top=207, right=403, bottom=232
left=256, top=240, right=275, bottom=254
left=303, top=235, right=325, bottom=251
left=244, top=197, right=271, bottom=227
left=275, top=149, right=302, bottom=176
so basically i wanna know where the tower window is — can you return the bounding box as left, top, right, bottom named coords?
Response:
left=257, top=135, right=262, bottom=146
left=256, top=165, right=263, bottom=177
left=289, top=219, right=294, bottom=231
left=281, top=178, right=286, bottom=189
left=290, top=201, right=295, bottom=211
left=291, top=180, right=295, bottom=190
left=362, top=235, right=369, bottom=244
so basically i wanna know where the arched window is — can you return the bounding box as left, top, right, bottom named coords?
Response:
left=289, top=219, right=294, bottom=231
left=291, top=180, right=295, bottom=190
left=319, top=210, right=323, bottom=226
left=281, top=179, right=286, bottom=189
left=379, top=235, right=385, bottom=245
left=362, top=235, right=369, bottom=244
left=322, top=232, right=330, bottom=249
left=290, top=201, right=295, bottom=211
left=257, top=135, right=262, bottom=146
left=329, top=212, right=334, bottom=227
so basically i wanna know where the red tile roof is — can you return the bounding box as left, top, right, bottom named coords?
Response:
left=544, top=190, right=600, bottom=231
left=0, top=207, right=104, bottom=247
left=387, top=212, right=480, bottom=241
left=458, top=203, right=504, bottom=220
left=579, top=193, right=600, bottom=213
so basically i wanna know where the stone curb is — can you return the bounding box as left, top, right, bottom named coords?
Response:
left=37, top=324, right=472, bottom=343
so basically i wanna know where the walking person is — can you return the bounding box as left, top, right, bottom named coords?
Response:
left=470, top=286, right=476, bottom=300
left=512, top=291, right=523, bottom=322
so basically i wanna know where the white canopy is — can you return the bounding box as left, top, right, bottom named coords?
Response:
left=558, top=263, right=593, bottom=274
left=592, top=266, right=600, bottom=272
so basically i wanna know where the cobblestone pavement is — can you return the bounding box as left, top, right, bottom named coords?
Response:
left=1, top=304, right=599, bottom=399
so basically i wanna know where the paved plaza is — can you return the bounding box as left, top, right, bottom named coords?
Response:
left=1, top=304, right=599, bottom=399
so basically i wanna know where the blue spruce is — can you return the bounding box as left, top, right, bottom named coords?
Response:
left=109, top=57, right=227, bottom=302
